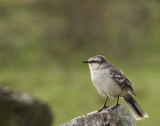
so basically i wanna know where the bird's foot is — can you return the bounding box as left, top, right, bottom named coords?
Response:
left=111, top=104, right=120, bottom=109
left=98, top=106, right=109, bottom=112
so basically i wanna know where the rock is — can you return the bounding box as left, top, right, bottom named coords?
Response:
left=61, top=106, right=136, bottom=126
left=0, top=87, right=53, bottom=126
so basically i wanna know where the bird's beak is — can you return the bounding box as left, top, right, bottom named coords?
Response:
left=82, top=60, right=89, bottom=63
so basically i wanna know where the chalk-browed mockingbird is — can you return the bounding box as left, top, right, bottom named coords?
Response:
left=83, top=55, right=148, bottom=120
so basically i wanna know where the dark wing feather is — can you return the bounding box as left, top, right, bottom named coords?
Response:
left=109, top=72, right=136, bottom=96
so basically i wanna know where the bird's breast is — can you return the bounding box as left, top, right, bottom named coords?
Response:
left=90, top=69, right=123, bottom=98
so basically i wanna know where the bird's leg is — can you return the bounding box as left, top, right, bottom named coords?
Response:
left=111, top=95, right=120, bottom=109
left=116, top=95, right=120, bottom=107
left=98, top=97, right=109, bottom=112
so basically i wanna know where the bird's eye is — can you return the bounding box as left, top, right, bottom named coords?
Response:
left=91, top=60, right=101, bottom=64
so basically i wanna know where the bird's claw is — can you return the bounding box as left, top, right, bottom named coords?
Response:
left=111, top=104, right=120, bottom=109
left=98, top=106, right=109, bottom=112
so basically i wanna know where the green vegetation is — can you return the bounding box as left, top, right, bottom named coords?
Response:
left=0, top=0, right=160, bottom=125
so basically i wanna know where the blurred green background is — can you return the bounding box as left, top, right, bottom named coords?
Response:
left=0, top=0, right=160, bottom=125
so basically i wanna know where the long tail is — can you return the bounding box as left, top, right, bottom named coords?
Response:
left=124, top=95, right=149, bottom=120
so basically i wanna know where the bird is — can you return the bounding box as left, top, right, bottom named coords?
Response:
left=82, top=55, right=148, bottom=120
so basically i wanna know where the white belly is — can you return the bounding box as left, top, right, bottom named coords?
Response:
left=91, top=69, right=123, bottom=98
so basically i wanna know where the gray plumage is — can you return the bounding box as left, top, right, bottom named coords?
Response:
left=83, top=55, right=148, bottom=120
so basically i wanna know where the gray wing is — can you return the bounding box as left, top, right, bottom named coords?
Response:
left=109, top=72, right=136, bottom=96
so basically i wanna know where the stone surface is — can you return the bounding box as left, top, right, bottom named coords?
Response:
left=61, top=106, right=136, bottom=126
left=0, top=87, right=53, bottom=126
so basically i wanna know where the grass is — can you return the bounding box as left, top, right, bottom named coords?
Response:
left=0, top=65, right=159, bottom=126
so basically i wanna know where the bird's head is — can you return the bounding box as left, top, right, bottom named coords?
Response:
left=83, top=55, right=108, bottom=70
